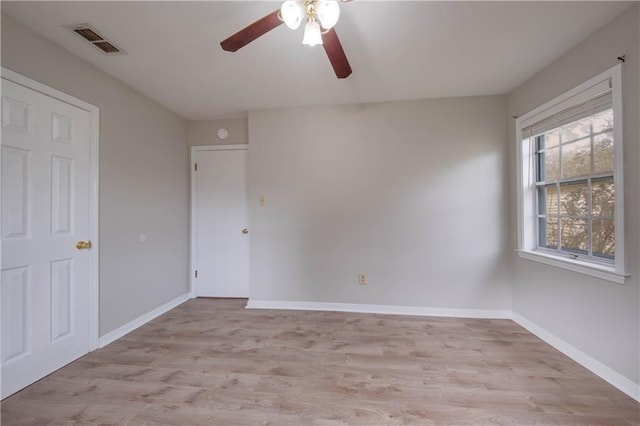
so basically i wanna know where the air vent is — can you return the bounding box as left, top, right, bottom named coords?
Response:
left=93, top=41, right=120, bottom=54
left=73, top=27, right=102, bottom=42
left=64, top=24, right=126, bottom=55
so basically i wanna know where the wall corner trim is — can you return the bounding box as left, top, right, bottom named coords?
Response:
left=246, top=299, right=511, bottom=319
left=98, top=293, right=190, bottom=348
left=512, top=312, right=640, bottom=402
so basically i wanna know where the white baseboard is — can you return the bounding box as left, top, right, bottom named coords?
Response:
left=246, top=299, right=511, bottom=319
left=98, top=293, right=190, bottom=348
left=512, top=312, right=640, bottom=402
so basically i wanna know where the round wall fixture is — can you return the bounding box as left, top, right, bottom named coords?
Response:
left=217, top=128, right=229, bottom=140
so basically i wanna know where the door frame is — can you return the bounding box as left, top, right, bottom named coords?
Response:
left=190, top=144, right=248, bottom=298
left=1, top=67, right=100, bottom=351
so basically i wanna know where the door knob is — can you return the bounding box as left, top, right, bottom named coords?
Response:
left=75, top=240, right=92, bottom=250
left=242, top=229, right=248, bottom=234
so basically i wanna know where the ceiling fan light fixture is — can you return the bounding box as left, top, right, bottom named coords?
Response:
left=219, top=1, right=352, bottom=78
left=281, top=0, right=305, bottom=30
left=302, top=19, right=323, bottom=46
left=316, top=0, right=340, bottom=30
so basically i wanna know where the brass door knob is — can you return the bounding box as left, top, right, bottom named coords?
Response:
left=242, top=229, right=248, bottom=234
left=76, top=240, right=92, bottom=250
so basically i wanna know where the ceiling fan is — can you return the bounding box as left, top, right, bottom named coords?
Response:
left=220, top=0, right=352, bottom=79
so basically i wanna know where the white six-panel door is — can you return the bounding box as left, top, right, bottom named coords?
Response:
left=192, top=147, right=249, bottom=297
left=1, top=77, right=94, bottom=398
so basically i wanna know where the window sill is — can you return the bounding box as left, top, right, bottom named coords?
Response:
left=516, top=250, right=628, bottom=284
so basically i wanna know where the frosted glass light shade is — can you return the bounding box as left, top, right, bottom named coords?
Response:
left=281, top=0, right=305, bottom=30
left=316, top=0, right=340, bottom=29
left=302, top=20, right=323, bottom=46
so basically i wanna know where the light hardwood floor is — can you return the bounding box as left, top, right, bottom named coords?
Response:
left=1, top=298, right=638, bottom=425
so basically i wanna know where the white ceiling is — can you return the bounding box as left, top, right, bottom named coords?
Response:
left=2, top=1, right=633, bottom=120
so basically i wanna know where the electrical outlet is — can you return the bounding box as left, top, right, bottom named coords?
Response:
left=358, top=273, right=367, bottom=285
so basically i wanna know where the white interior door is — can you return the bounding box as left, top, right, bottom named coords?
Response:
left=1, top=78, right=93, bottom=398
left=193, top=147, right=249, bottom=297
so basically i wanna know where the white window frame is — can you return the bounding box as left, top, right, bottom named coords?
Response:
left=516, top=64, right=628, bottom=284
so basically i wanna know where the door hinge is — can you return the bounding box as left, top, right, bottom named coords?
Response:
left=194, top=163, right=198, bottom=171
left=195, top=270, right=198, bottom=278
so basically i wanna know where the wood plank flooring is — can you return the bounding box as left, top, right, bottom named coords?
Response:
left=1, top=298, right=638, bottom=425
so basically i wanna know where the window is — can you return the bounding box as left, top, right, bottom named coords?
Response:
left=516, top=65, right=627, bottom=283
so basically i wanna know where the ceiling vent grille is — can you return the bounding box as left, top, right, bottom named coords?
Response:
left=93, top=41, right=120, bottom=54
left=64, top=24, right=126, bottom=55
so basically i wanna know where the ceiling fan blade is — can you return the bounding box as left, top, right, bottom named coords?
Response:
left=221, top=10, right=283, bottom=52
left=321, top=28, right=352, bottom=79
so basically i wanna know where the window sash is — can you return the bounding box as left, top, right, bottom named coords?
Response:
left=536, top=184, right=615, bottom=261
left=532, top=121, right=615, bottom=262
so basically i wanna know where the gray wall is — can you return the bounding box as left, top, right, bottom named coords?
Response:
left=507, top=5, right=639, bottom=383
left=1, top=14, right=190, bottom=336
left=189, top=119, right=248, bottom=146
left=248, top=96, right=512, bottom=309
